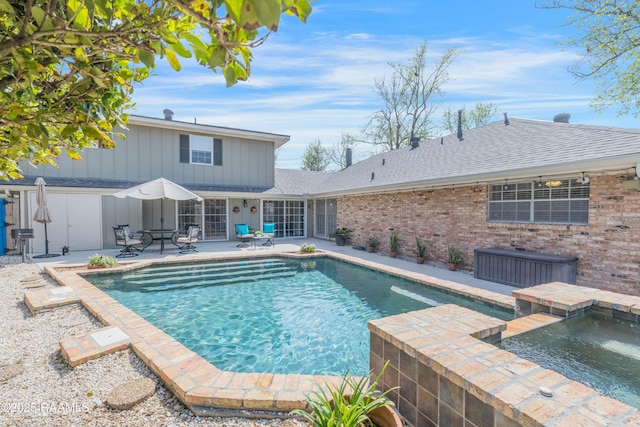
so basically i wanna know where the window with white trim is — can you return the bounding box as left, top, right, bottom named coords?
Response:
left=179, top=134, right=222, bottom=165
left=488, top=178, right=589, bottom=224
left=190, top=135, right=212, bottom=165
left=263, top=200, right=306, bottom=238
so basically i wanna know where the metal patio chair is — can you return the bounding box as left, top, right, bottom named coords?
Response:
left=176, top=225, right=200, bottom=253
left=113, top=226, right=143, bottom=257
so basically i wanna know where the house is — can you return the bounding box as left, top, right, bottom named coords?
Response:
left=3, top=112, right=309, bottom=253
left=3, top=112, right=640, bottom=295
left=310, top=115, right=640, bottom=296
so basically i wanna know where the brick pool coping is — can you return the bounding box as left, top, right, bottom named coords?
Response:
left=41, top=249, right=516, bottom=417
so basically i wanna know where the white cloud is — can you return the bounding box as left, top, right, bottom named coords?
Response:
left=131, top=23, right=634, bottom=170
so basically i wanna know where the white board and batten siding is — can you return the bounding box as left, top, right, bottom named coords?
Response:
left=32, top=124, right=276, bottom=188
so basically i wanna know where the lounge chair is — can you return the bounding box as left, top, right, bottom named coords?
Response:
left=262, top=223, right=276, bottom=246
left=235, top=223, right=252, bottom=247
left=176, top=225, right=200, bottom=253
left=113, top=226, right=143, bottom=257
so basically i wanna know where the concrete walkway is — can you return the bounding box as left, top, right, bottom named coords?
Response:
left=24, top=237, right=517, bottom=296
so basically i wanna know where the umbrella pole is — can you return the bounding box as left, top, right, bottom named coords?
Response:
left=160, top=198, right=164, bottom=229
left=44, top=222, right=49, bottom=255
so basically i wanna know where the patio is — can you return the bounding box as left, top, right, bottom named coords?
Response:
left=25, top=237, right=517, bottom=296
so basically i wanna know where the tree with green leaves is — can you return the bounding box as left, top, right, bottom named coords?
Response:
left=0, top=0, right=312, bottom=179
left=363, top=42, right=458, bottom=151
left=301, top=139, right=330, bottom=172
left=441, top=102, right=499, bottom=134
left=537, top=1, right=640, bottom=116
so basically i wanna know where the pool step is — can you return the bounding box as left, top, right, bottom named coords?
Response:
left=502, top=312, right=564, bottom=339
left=60, top=326, right=131, bottom=367
left=24, top=287, right=80, bottom=314
left=129, top=265, right=296, bottom=286
left=140, top=269, right=298, bottom=292
left=127, top=258, right=286, bottom=277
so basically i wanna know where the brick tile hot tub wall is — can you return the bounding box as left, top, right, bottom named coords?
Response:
left=369, top=297, right=640, bottom=427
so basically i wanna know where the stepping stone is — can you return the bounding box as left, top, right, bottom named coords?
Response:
left=24, top=287, right=80, bottom=314
left=0, top=364, right=25, bottom=382
left=105, top=378, right=156, bottom=410
left=60, top=326, right=130, bottom=367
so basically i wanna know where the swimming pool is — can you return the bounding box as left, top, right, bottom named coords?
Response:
left=87, top=256, right=512, bottom=376
left=500, top=310, right=640, bottom=409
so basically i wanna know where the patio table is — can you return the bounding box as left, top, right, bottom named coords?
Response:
left=138, top=229, right=179, bottom=254
left=249, top=235, right=266, bottom=249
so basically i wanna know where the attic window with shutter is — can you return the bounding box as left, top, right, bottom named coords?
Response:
left=180, top=134, right=222, bottom=166
left=488, top=178, right=589, bottom=225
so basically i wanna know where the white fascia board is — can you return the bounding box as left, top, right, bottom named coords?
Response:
left=127, top=115, right=290, bottom=148
left=309, top=153, right=640, bottom=197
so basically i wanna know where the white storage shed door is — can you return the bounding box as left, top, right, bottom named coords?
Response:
left=29, top=193, right=102, bottom=253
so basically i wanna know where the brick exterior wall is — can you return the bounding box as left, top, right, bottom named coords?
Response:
left=332, top=174, right=640, bottom=296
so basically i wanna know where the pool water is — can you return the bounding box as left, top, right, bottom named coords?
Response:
left=87, top=257, right=512, bottom=376
left=499, top=310, right=640, bottom=409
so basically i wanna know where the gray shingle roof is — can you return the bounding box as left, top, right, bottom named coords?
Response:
left=12, top=118, right=640, bottom=198
left=10, top=177, right=272, bottom=194
left=270, top=169, right=331, bottom=195
left=309, top=118, right=640, bottom=195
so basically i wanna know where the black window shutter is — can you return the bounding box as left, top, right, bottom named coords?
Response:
left=213, top=138, right=222, bottom=165
left=179, top=134, right=190, bottom=163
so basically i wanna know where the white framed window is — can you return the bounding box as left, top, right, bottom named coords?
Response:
left=315, top=198, right=337, bottom=237
left=179, top=134, right=222, bottom=166
left=263, top=199, right=306, bottom=238
left=190, top=135, right=213, bottom=165
left=489, top=178, right=589, bottom=225
left=178, top=198, right=228, bottom=240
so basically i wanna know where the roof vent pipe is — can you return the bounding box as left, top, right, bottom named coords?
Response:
left=345, top=148, right=352, bottom=168
left=553, top=113, right=571, bottom=123
left=163, top=109, right=174, bottom=120
left=457, top=109, right=464, bottom=141
left=504, top=112, right=510, bottom=126
left=410, top=136, right=420, bottom=149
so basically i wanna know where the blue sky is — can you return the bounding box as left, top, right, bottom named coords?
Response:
left=131, top=1, right=638, bottom=169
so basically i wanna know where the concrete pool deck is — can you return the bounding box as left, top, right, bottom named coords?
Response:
left=27, top=237, right=519, bottom=296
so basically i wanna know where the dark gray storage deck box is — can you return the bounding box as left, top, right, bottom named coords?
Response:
left=474, top=248, right=577, bottom=288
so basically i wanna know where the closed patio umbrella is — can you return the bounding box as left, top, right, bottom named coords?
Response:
left=113, top=177, right=203, bottom=228
left=32, top=177, right=60, bottom=258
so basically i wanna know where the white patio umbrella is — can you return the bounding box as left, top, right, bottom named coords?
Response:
left=113, top=177, right=203, bottom=228
left=32, top=177, right=60, bottom=258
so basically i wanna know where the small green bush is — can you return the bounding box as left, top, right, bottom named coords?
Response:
left=291, top=360, right=397, bottom=427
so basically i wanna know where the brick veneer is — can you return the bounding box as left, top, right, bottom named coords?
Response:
left=335, top=174, right=640, bottom=295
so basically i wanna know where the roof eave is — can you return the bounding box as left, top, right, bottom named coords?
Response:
left=309, top=153, right=640, bottom=197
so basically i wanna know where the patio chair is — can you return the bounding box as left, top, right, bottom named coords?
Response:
left=113, top=226, right=143, bottom=257
left=176, top=225, right=200, bottom=253
left=262, top=223, right=276, bottom=247
left=235, top=223, right=252, bottom=248
left=117, top=224, right=143, bottom=252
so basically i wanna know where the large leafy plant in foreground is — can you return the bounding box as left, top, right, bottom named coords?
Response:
left=0, top=0, right=312, bottom=179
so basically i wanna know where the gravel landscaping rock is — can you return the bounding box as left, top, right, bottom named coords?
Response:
left=0, top=262, right=309, bottom=427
